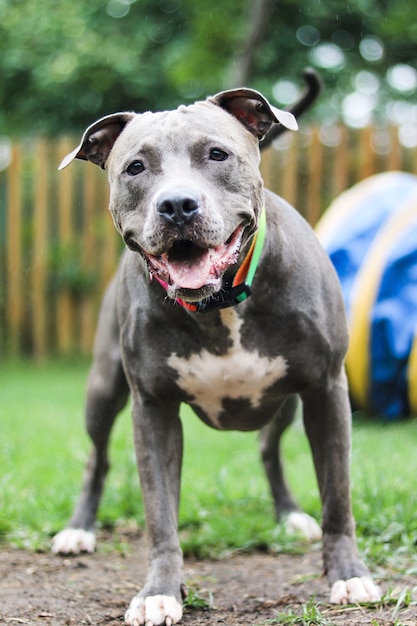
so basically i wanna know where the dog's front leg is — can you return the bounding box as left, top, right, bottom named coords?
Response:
left=125, top=394, right=184, bottom=626
left=302, top=368, right=381, bottom=605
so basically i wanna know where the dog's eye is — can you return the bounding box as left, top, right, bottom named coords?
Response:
left=209, top=148, right=228, bottom=162
left=126, top=161, right=145, bottom=176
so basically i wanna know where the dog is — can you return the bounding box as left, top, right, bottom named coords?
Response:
left=52, top=77, right=381, bottom=625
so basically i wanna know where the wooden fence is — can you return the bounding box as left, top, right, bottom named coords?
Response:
left=1, top=125, right=417, bottom=359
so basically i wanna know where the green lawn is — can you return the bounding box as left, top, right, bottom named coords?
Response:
left=1, top=360, right=417, bottom=573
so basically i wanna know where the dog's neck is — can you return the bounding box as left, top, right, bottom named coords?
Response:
left=154, top=207, right=266, bottom=313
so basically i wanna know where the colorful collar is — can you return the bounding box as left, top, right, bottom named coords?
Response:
left=154, top=207, right=266, bottom=313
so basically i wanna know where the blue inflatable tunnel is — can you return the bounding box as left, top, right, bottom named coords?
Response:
left=316, top=171, right=417, bottom=419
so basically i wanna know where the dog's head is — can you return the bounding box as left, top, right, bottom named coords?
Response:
left=60, top=90, right=297, bottom=303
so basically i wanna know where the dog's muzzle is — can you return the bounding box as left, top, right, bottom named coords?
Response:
left=144, top=224, right=245, bottom=295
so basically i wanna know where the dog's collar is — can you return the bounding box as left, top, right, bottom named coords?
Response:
left=153, top=207, right=266, bottom=313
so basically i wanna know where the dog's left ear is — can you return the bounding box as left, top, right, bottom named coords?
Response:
left=209, top=88, right=298, bottom=139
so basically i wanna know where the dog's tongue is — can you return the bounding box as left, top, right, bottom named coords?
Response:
left=168, top=248, right=212, bottom=289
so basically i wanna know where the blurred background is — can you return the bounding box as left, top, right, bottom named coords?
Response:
left=1, top=0, right=417, bottom=135
left=1, top=0, right=417, bottom=361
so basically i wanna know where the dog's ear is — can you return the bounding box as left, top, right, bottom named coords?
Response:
left=209, top=88, right=298, bottom=139
left=59, top=112, right=136, bottom=170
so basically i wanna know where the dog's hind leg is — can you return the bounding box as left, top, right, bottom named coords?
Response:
left=302, top=369, right=381, bottom=603
left=259, top=394, right=322, bottom=541
left=52, top=274, right=130, bottom=554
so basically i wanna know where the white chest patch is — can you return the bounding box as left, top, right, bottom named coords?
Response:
left=168, top=309, right=287, bottom=427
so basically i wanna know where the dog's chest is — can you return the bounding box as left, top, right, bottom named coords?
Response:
left=168, top=309, right=287, bottom=427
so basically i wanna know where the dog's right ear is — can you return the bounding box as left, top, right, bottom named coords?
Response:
left=59, top=112, right=135, bottom=170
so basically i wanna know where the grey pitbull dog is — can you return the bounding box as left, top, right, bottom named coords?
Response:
left=53, top=84, right=381, bottom=625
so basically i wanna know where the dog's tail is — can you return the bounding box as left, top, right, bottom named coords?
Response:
left=260, top=68, right=322, bottom=150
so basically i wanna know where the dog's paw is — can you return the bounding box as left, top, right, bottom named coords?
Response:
left=284, top=511, right=322, bottom=542
left=125, top=594, right=182, bottom=626
left=330, top=576, right=382, bottom=604
left=51, top=528, right=96, bottom=554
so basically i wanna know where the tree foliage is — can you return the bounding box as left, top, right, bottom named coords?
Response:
left=1, top=0, right=416, bottom=134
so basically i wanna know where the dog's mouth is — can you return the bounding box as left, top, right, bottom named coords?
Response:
left=144, top=225, right=244, bottom=297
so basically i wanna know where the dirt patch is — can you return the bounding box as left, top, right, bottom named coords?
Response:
left=1, top=531, right=416, bottom=626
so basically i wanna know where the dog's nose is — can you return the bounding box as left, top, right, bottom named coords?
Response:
left=156, top=190, right=200, bottom=225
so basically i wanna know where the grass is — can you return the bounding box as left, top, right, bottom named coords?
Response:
left=1, top=359, right=417, bottom=577
left=261, top=588, right=417, bottom=626
left=263, top=596, right=335, bottom=625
